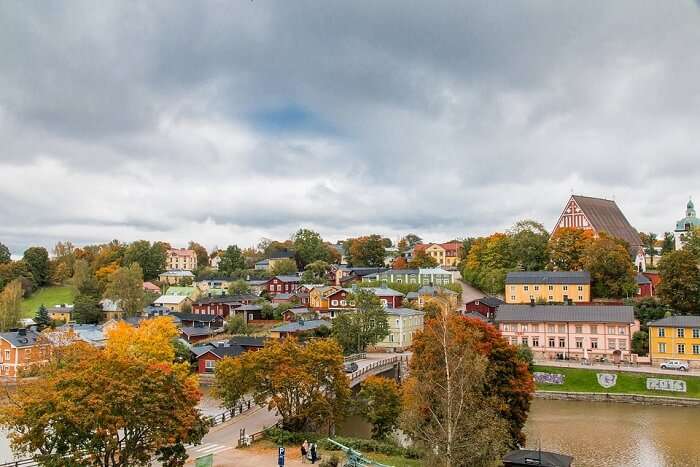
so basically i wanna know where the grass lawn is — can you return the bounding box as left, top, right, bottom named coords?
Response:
left=534, top=365, right=700, bottom=398
left=20, top=285, right=75, bottom=318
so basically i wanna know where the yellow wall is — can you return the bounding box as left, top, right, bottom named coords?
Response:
left=49, top=311, right=72, bottom=322
left=650, top=326, right=700, bottom=364
left=505, top=283, right=590, bottom=304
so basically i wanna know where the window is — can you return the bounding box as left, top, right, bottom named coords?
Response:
left=510, top=296, right=516, bottom=302
left=575, top=339, right=583, bottom=349
left=532, top=337, right=540, bottom=347
left=548, top=296, right=554, bottom=301
left=694, top=329, right=700, bottom=339
left=608, top=340, right=616, bottom=350
left=578, top=285, right=583, bottom=291
left=548, top=337, right=555, bottom=348
left=558, top=324, right=566, bottom=333
left=558, top=338, right=566, bottom=348
left=591, top=339, right=598, bottom=349
left=510, top=286, right=516, bottom=292
left=618, top=327, right=626, bottom=335
left=563, top=285, right=568, bottom=291
left=575, top=325, right=583, bottom=334
left=658, top=328, right=665, bottom=337
left=340, top=300, right=347, bottom=306
left=532, top=324, right=540, bottom=332
left=619, top=339, right=626, bottom=350
left=522, top=337, right=529, bottom=346
left=511, top=337, right=518, bottom=346
left=3, top=350, right=8, bottom=362
left=678, top=328, right=685, bottom=338
left=205, top=360, right=216, bottom=372
left=678, top=344, right=686, bottom=354
left=608, top=327, right=615, bottom=335
left=547, top=324, right=555, bottom=333
left=590, top=325, right=598, bottom=334
left=693, top=345, right=700, bottom=355
left=578, top=296, right=583, bottom=301
left=658, top=343, right=666, bottom=353
left=529, top=295, right=535, bottom=301
left=331, top=300, right=338, bottom=306
left=534, top=285, right=540, bottom=291
left=524, top=286, right=529, bottom=291
left=548, top=285, right=554, bottom=291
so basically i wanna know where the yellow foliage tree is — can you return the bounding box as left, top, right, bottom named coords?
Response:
left=105, top=316, right=178, bottom=364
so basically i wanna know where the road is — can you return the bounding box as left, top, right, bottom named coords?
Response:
left=455, top=277, right=487, bottom=305
left=538, top=359, right=700, bottom=376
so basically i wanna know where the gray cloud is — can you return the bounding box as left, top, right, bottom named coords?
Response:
left=1, top=1, right=700, bottom=254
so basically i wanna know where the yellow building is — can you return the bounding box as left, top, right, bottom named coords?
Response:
left=649, top=316, right=700, bottom=368
left=309, top=286, right=341, bottom=310
left=414, top=242, right=462, bottom=268
left=47, top=305, right=73, bottom=323
left=505, top=271, right=591, bottom=304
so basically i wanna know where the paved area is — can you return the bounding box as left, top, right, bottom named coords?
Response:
left=455, top=278, right=487, bottom=305
left=538, top=360, right=700, bottom=376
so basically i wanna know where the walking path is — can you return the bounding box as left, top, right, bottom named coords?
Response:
left=538, top=360, right=700, bottom=376
left=455, top=278, right=487, bottom=305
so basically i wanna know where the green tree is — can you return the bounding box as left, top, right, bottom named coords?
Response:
left=661, top=232, right=675, bottom=256
left=188, top=241, right=209, bottom=270
left=0, top=260, right=35, bottom=293
left=346, top=235, right=386, bottom=267
left=103, top=263, right=146, bottom=317
left=302, top=260, right=331, bottom=284
left=228, top=279, right=251, bottom=295
left=225, top=315, right=250, bottom=335
left=34, top=305, right=50, bottom=329
left=73, top=293, right=103, bottom=324
left=632, top=331, right=649, bottom=356
left=293, top=229, right=330, bottom=269
left=0, top=243, right=10, bottom=265
left=657, top=249, right=700, bottom=314
left=639, top=232, right=658, bottom=268
left=508, top=220, right=549, bottom=271
left=0, top=280, right=23, bottom=332
left=331, top=289, right=389, bottom=354
left=682, top=227, right=700, bottom=259
left=356, top=376, right=402, bottom=440
left=582, top=234, right=637, bottom=298
left=270, top=258, right=298, bottom=276
left=219, top=245, right=246, bottom=276
left=631, top=298, right=670, bottom=330
left=123, top=240, right=167, bottom=281
left=23, top=247, right=49, bottom=286
left=403, top=234, right=422, bottom=248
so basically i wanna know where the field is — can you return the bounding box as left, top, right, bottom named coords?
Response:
left=534, top=365, right=700, bottom=398
left=20, top=285, right=75, bottom=318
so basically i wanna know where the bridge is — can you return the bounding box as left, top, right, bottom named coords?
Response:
left=347, top=353, right=410, bottom=387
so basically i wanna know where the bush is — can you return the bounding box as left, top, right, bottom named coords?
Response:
left=319, top=454, right=341, bottom=467
left=317, top=436, right=422, bottom=459
left=264, top=427, right=321, bottom=445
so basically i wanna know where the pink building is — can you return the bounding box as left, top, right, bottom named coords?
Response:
left=495, top=304, right=640, bottom=362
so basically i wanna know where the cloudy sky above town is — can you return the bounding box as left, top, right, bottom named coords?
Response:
left=2, top=1, right=700, bottom=254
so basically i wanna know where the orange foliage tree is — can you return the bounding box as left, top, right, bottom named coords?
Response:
left=105, top=316, right=179, bottom=364
left=546, top=227, right=594, bottom=271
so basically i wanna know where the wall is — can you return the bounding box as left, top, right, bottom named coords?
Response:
left=505, top=283, right=590, bottom=304
left=535, top=390, right=700, bottom=407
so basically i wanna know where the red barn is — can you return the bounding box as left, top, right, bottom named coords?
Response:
left=464, top=296, right=504, bottom=319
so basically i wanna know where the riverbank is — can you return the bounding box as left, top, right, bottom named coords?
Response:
left=534, top=365, right=700, bottom=400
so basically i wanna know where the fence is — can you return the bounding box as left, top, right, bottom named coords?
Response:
left=0, top=460, right=38, bottom=467
left=343, top=353, right=367, bottom=362
left=349, top=355, right=406, bottom=383
left=208, top=398, right=255, bottom=426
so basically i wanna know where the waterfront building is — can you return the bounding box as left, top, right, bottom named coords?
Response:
left=648, top=315, right=700, bottom=368
left=495, top=304, right=639, bottom=362
left=505, top=271, right=591, bottom=304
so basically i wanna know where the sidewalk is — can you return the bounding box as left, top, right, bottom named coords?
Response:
left=537, top=360, right=700, bottom=376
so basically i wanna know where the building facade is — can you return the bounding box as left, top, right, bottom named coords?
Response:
left=504, top=271, right=591, bottom=304
left=413, top=242, right=463, bottom=267
left=167, top=248, right=197, bottom=271
left=674, top=199, right=700, bottom=250
left=648, top=316, right=700, bottom=368
left=362, top=268, right=453, bottom=286
left=374, top=308, right=424, bottom=352
left=0, top=329, right=49, bottom=378
left=495, top=304, right=639, bottom=362
left=463, top=296, right=504, bottom=319
left=265, top=275, right=301, bottom=295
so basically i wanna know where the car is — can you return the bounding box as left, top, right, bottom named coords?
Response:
left=660, top=360, right=689, bottom=372
left=343, top=362, right=359, bottom=373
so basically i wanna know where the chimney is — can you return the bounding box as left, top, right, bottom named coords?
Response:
left=18, top=328, right=26, bottom=336
left=530, top=298, right=535, bottom=307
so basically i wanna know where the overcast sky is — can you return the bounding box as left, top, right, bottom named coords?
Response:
left=2, top=1, right=700, bottom=255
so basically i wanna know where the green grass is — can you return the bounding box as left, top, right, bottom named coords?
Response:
left=363, top=452, right=423, bottom=467
left=20, top=285, right=75, bottom=318
left=534, top=365, right=700, bottom=398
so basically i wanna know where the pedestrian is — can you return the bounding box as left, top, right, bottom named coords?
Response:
left=301, top=440, right=308, bottom=464
left=310, top=443, right=317, bottom=464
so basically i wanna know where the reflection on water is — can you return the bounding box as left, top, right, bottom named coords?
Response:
left=525, top=399, right=700, bottom=467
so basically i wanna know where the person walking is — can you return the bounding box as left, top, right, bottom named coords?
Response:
left=310, top=443, right=318, bottom=464
left=301, top=440, right=309, bottom=464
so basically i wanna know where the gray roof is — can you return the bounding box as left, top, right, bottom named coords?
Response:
left=386, top=308, right=424, bottom=317
left=271, top=319, right=330, bottom=333
left=269, top=250, right=295, bottom=259
left=505, top=271, right=591, bottom=285
left=636, top=273, right=651, bottom=285
left=229, top=336, right=266, bottom=347
left=417, top=285, right=458, bottom=296
left=495, top=304, right=635, bottom=324
left=0, top=329, right=41, bottom=348
left=463, top=312, right=488, bottom=322
left=470, top=296, right=504, bottom=307
left=171, top=312, right=222, bottom=323
left=405, top=291, right=419, bottom=299
left=648, top=316, right=700, bottom=328
left=180, top=326, right=223, bottom=337
left=274, top=275, right=301, bottom=283
left=160, top=270, right=195, bottom=277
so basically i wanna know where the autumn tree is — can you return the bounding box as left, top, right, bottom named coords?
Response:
left=0, top=280, right=23, bottom=332
left=408, top=250, right=438, bottom=268
left=581, top=234, right=637, bottom=298
left=301, top=260, right=331, bottom=284
left=123, top=240, right=168, bottom=281
left=392, top=256, right=408, bottom=269
left=0, top=242, right=10, bottom=264
left=215, top=337, right=350, bottom=431
left=402, top=312, right=512, bottom=466
left=270, top=258, right=298, bottom=276
left=462, top=233, right=516, bottom=294
left=356, top=376, right=402, bottom=440
left=657, top=249, right=700, bottom=314
left=225, top=315, right=250, bottom=335
left=346, top=235, right=386, bottom=267
left=332, top=289, right=389, bottom=354
left=103, top=263, right=146, bottom=317
left=546, top=227, right=593, bottom=271
left=219, top=245, right=246, bottom=276
left=639, top=232, right=658, bottom=268
left=0, top=260, right=35, bottom=293
left=0, top=342, right=209, bottom=467
left=23, top=247, right=50, bottom=287
left=105, top=316, right=179, bottom=364
left=228, top=279, right=251, bottom=295
left=188, top=241, right=209, bottom=270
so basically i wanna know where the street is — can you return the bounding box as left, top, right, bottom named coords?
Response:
left=537, top=359, right=700, bottom=376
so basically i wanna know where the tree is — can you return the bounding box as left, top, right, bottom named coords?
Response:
left=581, top=234, right=637, bottom=298
left=682, top=227, right=700, bottom=259
left=228, top=279, right=251, bottom=295
left=657, top=249, right=700, bottom=314
left=270, top=258, right=298, bottom=276
left=546, top=227, right=594, bottom=271
left=459, top=237, right=475, bottom=261
left=103, top=263, right=146, bottom=317
left=403, top=234, right=422, bottom=248
left=0, top=280, right=23, bottom=332
left=188, top=241, right=209, bottom=270
left=639, top=232, right=658, bottom=268
left=508, top=220, right=549, bottom=271
left=215, top=337, right=350, bottom=431
left=225, top=315, right=250, bottom=335
left=0, top=260, right=35, bottom=293
left=346, top=235, right=386, bottom=267
left=632, top=331, right=649, bottom=356
left=356, top=376, right=402, bottom=440
left=302, top=260, right=331, bottom=284
left=52, top=241, right=76, bottom=280
left=73, top=293, right=102, bottom=324
left=34, top=305, right=50, bottom=329
left=218, top=245, right=246, bottom=276
left=0, top=342, right=209, bottom=467
left=632, top=298, right=671, bottom=330
left=71, top=259, right=92, bottom=294
left=123, top=240, right=167, bottom=281
left=293, top=229, right=330, bottom=269
left=23, top=247, right=49, bottom=287
left=0, top=242, right=10, bottom=264
left=392, top=256, right=408, bottom=269
left=661, top=232, right=675, bottom=256
left=105, top=316, right=179, bottom=364
left=331, top=289, right=389, bottom=354
left=408, top=250, right=438, bottom=268
left=401, top=312, right=512, bottom=466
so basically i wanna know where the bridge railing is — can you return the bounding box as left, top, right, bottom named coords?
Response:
left=0, top=460, right=38, bottom=467
left=349, top=354, right=407, bottom=382
left=343, top=353, right=367, bottom=362
left=208, top=398, right=255, bottom=426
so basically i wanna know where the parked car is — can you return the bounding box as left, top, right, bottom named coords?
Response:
left=343, top=362, right=359, bottom=373
left=660, top=360, right=689, bottom=371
